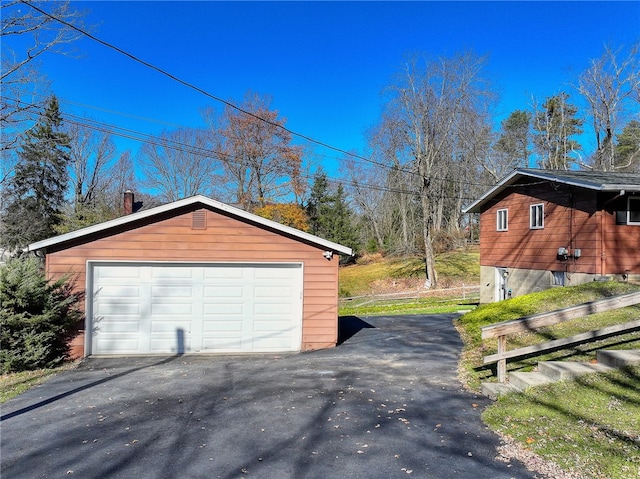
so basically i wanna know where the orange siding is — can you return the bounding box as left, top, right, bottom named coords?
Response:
left=479, top=184, right=600, bottom=274
left=602, top=210, right=640, bottom=275
left=45, top=207, right=340, bottom=356
left=479, top=182, right=640, bottom=279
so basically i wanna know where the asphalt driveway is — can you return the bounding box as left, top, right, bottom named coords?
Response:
left=1, top=314, right=536, bottom=479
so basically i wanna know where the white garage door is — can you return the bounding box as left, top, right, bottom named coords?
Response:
left=89, top=263, right=303, bottom=355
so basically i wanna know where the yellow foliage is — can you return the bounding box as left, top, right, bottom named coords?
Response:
left=254, top=203, right=309, bottom=231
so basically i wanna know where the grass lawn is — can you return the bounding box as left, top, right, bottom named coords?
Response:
left=338, top=248, right=480, bottom=298
left=338, top=248, right=480, bottom=316
left=455, top=281, right=640, bottom=479
left=0, top=363, right=75, bottom=404
left=483, top=366, right=640, bottom=479
left=455, top=281, right=640, bottom=391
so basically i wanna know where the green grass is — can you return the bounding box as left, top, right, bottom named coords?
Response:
left=338, top=248, right=480, bottom=298
left=483, top=366, right=640, bottom=479
left=454, top=281, right=640, bottom=479
left=339, top=297, right=476, bottom=317
left=455, top=281, right=640, bottom=391
left=0, top=364, right=75, bottom=404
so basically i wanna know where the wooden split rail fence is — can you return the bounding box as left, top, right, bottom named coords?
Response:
left=481, top=291, right=640, bottom=382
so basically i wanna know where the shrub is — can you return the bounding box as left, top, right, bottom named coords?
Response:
left=0, top=256, right=82, bottom=373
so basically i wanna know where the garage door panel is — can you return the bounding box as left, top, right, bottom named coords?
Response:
left=201, top=337, right=244, bottom=351
left=96, top=266, right=141, bottom=279
left=152, top=286, right=194, bottom=298
left=254, top=286, right=293, bottom=298
left=97, top=285, right=141, bottom=298
left=150, top=303, right=193, bottom=315
left=254, top=266, right=297, bottom=278
left=204, top=286, right=244, bottom=298
left=96, top=320, right=140, bottom=333
left=203, top=320, right=243, bottom=332
left=98, top=303, right=141, bottom=315
left=153, top=267, right=194, bottom=279
left=150, top=336, right=191, bottom=353
left=203, top=303, right=243, bottom=315
left=253, top=320, right=294, bottom=331
left=96, top=337, right=140, bottom=353
left=150, top=320, right=192, bottom=332
left=251, top=335, right=294, bottom=350
left=254, top=303, right=292, bottom=315
left=204, top=268, right=243, bottom=279
left=91, top=263, right=302, bottom=355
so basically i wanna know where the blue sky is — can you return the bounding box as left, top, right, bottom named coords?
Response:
left=8, top=1, right=640, bottom=174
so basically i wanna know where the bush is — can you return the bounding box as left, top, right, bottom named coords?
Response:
left=0, top=256, right=82, bottom=373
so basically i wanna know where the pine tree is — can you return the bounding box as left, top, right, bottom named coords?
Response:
left=532, top=93, right=583, bottom=170
left=306, top=170, right=359, bottom=255
left=614, top=120, right=640, bottom=172
left=306, top=169, right=333, bottom=238
left=1, top=96, right=70, bottom=250
left=328, top=184, right=359, bottom=251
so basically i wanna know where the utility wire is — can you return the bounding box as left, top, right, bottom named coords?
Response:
left=6, top=96, right=500, bottom=199
left=19, top=1, right=395, bottom=172
left=19, top=0, right=499, bottom=190
left=5, top=96, right=487, bottom=202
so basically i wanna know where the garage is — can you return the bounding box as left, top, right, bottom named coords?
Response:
left=90, top=262, right=303, bottom=355
left=27, top=194, right=352, bottom=357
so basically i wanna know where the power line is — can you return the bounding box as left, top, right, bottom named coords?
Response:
left=18, top=0, right=499, bottom=190
left=19, top=1, right=393, bottom=171
left=4, top=96, right=486, bottom=202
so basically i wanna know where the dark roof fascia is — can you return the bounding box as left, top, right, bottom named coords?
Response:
left=463, top=169, right=640, bottom=214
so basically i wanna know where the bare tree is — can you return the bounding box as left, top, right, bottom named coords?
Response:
left=380, top=52, right=492, bottom=288
left=342, top=158, right=390, bottom=253
left=1, top=1, right=87, bottom=151
left=203, top=92, right=304, bottom=210
left=365, top=113, right=420, bottom=255
left=139, top=128, right=220, bottom=202
left=67, top=123, right=116, bottom=208
left=577, top=43, right=640, bottom=171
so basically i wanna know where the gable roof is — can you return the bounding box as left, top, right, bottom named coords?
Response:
left=463, top=168, right=640, bottom=214
left=27, top=195, right=353, bottom=256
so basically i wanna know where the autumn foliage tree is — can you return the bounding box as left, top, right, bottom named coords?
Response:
left=204, top=92, right=304, bottom=210
left=253, top=203, right=309, bottom=231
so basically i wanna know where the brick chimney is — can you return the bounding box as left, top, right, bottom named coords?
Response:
left=123, top=190, right=134, bottom=215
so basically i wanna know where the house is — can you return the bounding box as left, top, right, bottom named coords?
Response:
left=27, top=195, right=352, bottom=357
left=463, top=169, right=640, bottom=303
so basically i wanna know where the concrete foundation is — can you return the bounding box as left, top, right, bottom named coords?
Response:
left=479, top=266, right=600, bottom=303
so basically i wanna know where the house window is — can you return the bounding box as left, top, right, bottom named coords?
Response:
left=530, top=203, right=544, bottom=229
left=551, top=271, right=565, bottom=286
left=615, top=197, right=640, bottom=225
left=628, top=197, right=640, bottom=225
left=496, top=209, right=508, bottom=231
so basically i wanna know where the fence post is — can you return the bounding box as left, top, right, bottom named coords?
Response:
left=497, top=335, right=507, bottom=383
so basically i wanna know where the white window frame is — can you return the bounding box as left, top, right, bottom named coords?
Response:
left=627, top=197, right=640, bottom=225
left=496, top=209, right=508, bottom=231
left=530, top=203, right=544, bottom=229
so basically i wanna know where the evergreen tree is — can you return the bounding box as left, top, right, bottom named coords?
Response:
left=327, top=184, right=359, bottom=251
left=306, top=169, right=359, bottom=255
left=306, top=169, right=333, bottom=237
left=495, top=110, right=531, bottom=169
left=614, top=120, right=640, bottom=172
left=1, top=96, right=70, bottom=250
left=532, top=93, right=583, bottom=170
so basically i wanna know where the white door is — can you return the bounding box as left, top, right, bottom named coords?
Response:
left=495, top=267, right=509, bottom=301
left=90, top=263, right=303, bottom=355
